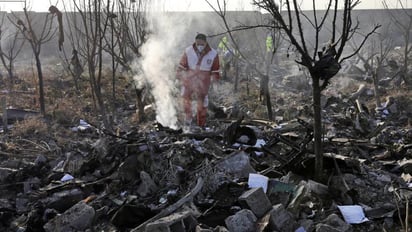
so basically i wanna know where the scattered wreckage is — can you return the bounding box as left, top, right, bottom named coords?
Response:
left=0, top=54, right=411, bottom=231
left=0, top=94, right=411, bottom=232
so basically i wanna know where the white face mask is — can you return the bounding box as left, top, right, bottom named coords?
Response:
left=197, top=45, right=205, bottom=52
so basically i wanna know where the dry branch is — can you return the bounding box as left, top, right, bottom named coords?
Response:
left=131, top=177, right=204, bottom=232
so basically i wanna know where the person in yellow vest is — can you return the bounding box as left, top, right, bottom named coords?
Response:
left=218, top=36, right=229, bottom=54
left=266, top=34, right=274, bottom=53
left=218, top=36, right=232, bottom=80
left=265, top=33, right=276, bottom=69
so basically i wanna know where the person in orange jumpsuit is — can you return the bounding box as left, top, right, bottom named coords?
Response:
left=177, top=33, right=220, bottom=128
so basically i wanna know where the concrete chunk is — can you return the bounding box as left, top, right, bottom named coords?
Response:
left=225, top=209, right=257, bottom=232
left=44, top=201, right=95, bottom=232
left=315, top=214, right=352, bottom=232
left=269, top=204, right=298, bottom=232
left=239, top=187, right=272, bottom=218
left=137, top=171, right=158, bottom=197
left=215, top=151, right=256, bottom=179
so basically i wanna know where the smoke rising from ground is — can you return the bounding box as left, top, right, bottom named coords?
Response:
left=133, top=13, right=192, bottom=129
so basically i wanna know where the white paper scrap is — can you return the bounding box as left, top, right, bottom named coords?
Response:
left=254, top=139, right=266, bottom=148
left=248, top=173, right=269, bottom=193
left=61, top=174, right=74, bottom=182
left=337, top=205, right=369, bottom=224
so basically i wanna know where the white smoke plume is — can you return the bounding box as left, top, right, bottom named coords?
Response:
left=133, top=13, right=191, bottom=129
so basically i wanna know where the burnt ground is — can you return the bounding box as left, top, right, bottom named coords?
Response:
left=0, top=56, right=412, bottom=232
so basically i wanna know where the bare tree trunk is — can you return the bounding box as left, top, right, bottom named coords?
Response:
left=265, top=87, right=272, bottom=120
left=135, top=86, right=145, bottom=122
left=0, top=30, right=24, bottom=90
left=10, top=6, right=56, bottom=116
left=312, top=76, right=323, bottom=179
left=260, top=73, right=272, bottom=120
left=265, top=55, right=273, bottom=120
left=234, top=55, right=239, bottom=91
left=111, top=18, right=116, bottom=107
left=7, top=62, right=13, bottom=81
left=372, top=71, right=381, bottom=107
left=249, top=0, right=379, bottom=180
left=402, top=18, right=411, bottom=88
left=34, top=55, right=46, bottom=115
left=403, top=42, right=410, bottom=87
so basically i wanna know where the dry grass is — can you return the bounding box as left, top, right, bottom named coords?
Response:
left=10, top=116, right=49, bottom=138
left=4, top=61, right=412, bottom=141
left=50, top=98, right=84, bottom=126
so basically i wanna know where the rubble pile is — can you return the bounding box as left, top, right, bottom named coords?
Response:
left=0, top=53, right=412, bottom=231
left=0, top=93, right=412, bottom=232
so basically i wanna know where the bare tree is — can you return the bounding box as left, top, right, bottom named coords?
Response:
left=67, top=0, right=113, bottom=128
left=206, top=0, right=280, bottom=120
left=102, top=0, right=148, bottom=120
left=110, top=0, right=148, bottom=71
left=10, top=4, right=57, bottom=115
left=60, top=0, right=148, bottom=125
left=351, top=26, right=393, bottom=108
left=383, top=0, right=412, bottom=88
left=59, top=2, right=84, bottom=91
left=116, top=0, right=149, bottom=123
left=252, top=0, right=380, bottom=178
left=0, top=13, right=25, bottom=86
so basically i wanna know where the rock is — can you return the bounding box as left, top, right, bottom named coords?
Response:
left=287, top=182, right=309, bottom=214
left=307, top=180, right=329, bottom=196
left=44, top=201, right=95, bottom=232
left=239, top=187, right=272, bottom=218
left=215, top=151, right=256, bottom=179
left=15, top=197, right=29, bottom=214
left=137, top=171, right=158, bottom=197
left=118, top=154, right=140, bottom=183
left=225, top=209, right=257, bottom=232
left=0, top=167, right=15, bottom=183
left=269, top=204, right=298, bottom=232
left=42, top=188, right=84, bottom=212
left=315, top=214, right=352, bottom=232
left=34, top=155, right=48, bottom=167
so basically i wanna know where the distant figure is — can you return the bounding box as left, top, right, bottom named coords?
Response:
left=265, top=33, right=277, bottom=68
left=70, top=49, right=83, bottom=89
left=218, top=35, right=232, bottom=80
left=218, top=35, right=229, bottom=53
left=176, top=33, right=220, bottom=128
left=70, top=49, right=83, bottom=75
left=266, top=33, right=274, bottom=53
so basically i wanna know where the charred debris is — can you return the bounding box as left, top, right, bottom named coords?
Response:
left=0, top=59, right=412, bottom=232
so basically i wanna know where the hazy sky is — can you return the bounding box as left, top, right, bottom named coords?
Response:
left=0, top=0, right=408, bottom=12
left=154, top=0, right=409, bottom=11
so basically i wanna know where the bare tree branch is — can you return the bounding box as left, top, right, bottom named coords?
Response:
left=341, top=24, right=381, bottom=63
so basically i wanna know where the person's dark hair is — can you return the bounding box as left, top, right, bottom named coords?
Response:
left=195, top=33, right=207, bottom=41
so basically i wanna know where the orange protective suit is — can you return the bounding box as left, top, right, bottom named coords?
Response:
left=177, top=43, right=220, bottom=127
